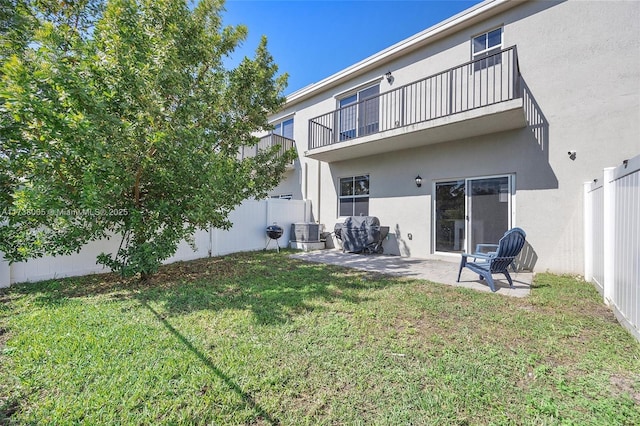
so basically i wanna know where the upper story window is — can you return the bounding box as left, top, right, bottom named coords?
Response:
left=473, top=27, right=503, bottom=58
left=338, top=84, right=380, bottom=141
left=272, top=117, right=294, bottom=139
left=472, top=27, right=503, bottom=70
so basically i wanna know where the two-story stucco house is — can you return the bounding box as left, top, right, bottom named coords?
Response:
left=262, top=0, right=640, bottom=275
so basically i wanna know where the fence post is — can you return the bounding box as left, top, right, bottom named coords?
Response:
left=265, top=199, right=275, bottom=231
left=207, top=226, right=213, bottom=257
left=583, top=181, right=594, bottom=283
left=602, top=167, right=616, bottom=305
left=0, top=253, right=10, bottom=288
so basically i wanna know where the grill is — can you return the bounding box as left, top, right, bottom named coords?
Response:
left=265, top=224, right=283, bottom=252
left=334, top=216, right=389, bottom=254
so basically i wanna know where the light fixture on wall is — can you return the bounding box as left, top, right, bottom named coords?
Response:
left=415, top=175, right=422, bottom=188
left=385, top=71, right=393, bottom=83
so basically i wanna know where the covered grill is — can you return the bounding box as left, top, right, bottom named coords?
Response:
left=265, top=224, right=283, bottom=252
left=334, top=216, right=388, bottom=254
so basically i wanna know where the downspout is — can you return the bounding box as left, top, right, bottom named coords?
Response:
left=317, top=161, right=321, bottom=224
left=304, top=162, right=308, bottom=200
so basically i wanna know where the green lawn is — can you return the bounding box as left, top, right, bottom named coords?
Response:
left=1, top=251, right=639, bottom=425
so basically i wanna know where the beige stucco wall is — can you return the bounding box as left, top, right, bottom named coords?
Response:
left=270, top=0, right=640, bottom=274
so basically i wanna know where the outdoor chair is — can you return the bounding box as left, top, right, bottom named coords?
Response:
left=456, top=228, right=526, bottom=292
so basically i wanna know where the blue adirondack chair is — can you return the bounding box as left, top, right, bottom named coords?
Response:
left=457, top=228, right=527, bottom=292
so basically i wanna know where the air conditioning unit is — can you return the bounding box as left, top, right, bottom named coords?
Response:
left=290, top=223, right=321, bottom=243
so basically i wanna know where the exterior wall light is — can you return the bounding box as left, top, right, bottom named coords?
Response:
left=415, top=175, right=422, bottom=188
left=385, top=71, right=393, bottom=83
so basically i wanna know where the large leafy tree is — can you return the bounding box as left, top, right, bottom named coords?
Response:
left=0, top=0, right=294, bottom=278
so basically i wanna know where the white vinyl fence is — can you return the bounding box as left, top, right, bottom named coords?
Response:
left=584, top=154, right=640, bottom=341
left=0, top=198, right=311, bottom=287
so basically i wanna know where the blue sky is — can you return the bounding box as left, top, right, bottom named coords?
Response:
left=222, top=0, right=482, bottom=95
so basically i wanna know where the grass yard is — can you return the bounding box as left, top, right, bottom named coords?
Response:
left=1, top=250, right=639, bottom=425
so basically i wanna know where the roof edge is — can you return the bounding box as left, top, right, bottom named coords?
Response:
left=284, top=0, right=522, bottom=107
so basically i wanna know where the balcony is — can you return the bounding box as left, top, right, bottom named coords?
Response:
left=239, top=134, right=296, bottom=168
left=307, top=46, right=527, bottom=162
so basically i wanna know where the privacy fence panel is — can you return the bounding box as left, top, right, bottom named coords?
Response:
left=585, top=181, right=605, bottom=293
left=212, top=199, right=268, bottom=256
left=7, top=238, right=122, bottom=286
left=212, top=198, right=310, bottom=256
left=1, top=199, right=311, bottom=287
left=165, top=229, right=212, bottom=264
left=613, top=163, right=639, bottom=338
left=585, top=154, right=640, bottom=341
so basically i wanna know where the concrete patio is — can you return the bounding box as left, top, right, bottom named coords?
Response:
left=291, top=249, right=533, bottom=297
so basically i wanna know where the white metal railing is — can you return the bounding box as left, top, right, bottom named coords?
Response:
left=584, top=154, right=640, bottom=341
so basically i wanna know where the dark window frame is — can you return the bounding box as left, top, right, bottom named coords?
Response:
left=338, top=174, right=370, bottom=217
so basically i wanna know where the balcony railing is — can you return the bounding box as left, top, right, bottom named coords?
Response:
left=239, top=133, right=295, bottom=162
left=309, top=46, right=521, bottom=150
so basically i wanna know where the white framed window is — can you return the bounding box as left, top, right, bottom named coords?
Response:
left=338, top=84, right=380, bottom=141
left=472, top=27, right=503, bottom=70
left=472, top=27, right=503, bottom=58
left=272, top=117, right=294, bottom=140
left=339, top=175, right=369, bottom=217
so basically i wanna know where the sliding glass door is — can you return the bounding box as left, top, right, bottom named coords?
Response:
left=435, top=180, right=466, bottom=252
left=338, top=84, right=380, bottom=141
left=434, top=175, right=512, bottom=254
left=468, top=177, right=510, bottom=251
